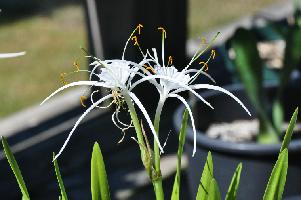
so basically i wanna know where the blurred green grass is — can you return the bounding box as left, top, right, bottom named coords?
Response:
left=188, top=0, right=285, bottom=37
left=0, top=0, right=287, bottom=117
left=0, top=5, right=87, bottom=117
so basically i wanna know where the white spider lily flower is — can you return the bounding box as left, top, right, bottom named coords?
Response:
left=130, top=30, right=251, bottom=157
left=0, top=51, right=25, bottom=58
left=42, top=25, right=163, bottom=160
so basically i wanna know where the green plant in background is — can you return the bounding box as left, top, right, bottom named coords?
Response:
left=230, top=1, right=301, bottom=143
left=1, top=107, right=298, bottom=199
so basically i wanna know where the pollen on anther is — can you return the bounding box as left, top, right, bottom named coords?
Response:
left=158, top=27, right=167, bottom=39
left=168, top=56, right=173, bottom=66
left=60, top=73, right=68, bottom=85
left=143, top=64, right=155, bottom=74
left=73, top=60, right=80, bottom=71
left=131, top=36, right=139, bottom=46
left=199, top=61, right=209, bottom=71
left=137, top=24, right=143, bottom=35
left=80, top=95, right=87, bottom=107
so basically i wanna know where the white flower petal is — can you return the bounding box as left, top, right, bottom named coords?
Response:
left=129, top=75, right=213, bottom=109
left=54, top=94, right=113, bottom=160
left=169, top=93, right=197, bottom=157
left=191, top=84, right=251, bottom=116
left=40, top=81, right=101, bottom=105
left=129, top=92, right=164, bottom=153
left=0, top=52, right=26, bottom=58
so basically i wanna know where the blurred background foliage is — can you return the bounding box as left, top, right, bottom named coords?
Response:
left=0, top=0, right=285, bottom=117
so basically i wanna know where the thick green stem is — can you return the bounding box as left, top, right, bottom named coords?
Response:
left=153, top=97, right=165, bottom=171
left=123, top=92, right=165, bottom=200
left=123, top=93, right=145, bottom=149
left=152, top=96, right=166, bottom=200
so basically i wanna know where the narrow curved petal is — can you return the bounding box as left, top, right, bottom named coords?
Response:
left=54, top=94, right=113, bottom=160
left=191, top=84, right=251, bottom=116
left=0, top=52, right=26, bottom=58
left=169, top=94, right=197, bottom=157
left=129, top=92, right=164, bottom=153
left=40, top=81, right=103, bottom=105
left=129, top=75, right=213, bottom=109
left=184, top=69, right=216, bottom=84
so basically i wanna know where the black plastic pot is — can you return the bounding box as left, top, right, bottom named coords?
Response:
left=174, top=83, right=301, bottom=200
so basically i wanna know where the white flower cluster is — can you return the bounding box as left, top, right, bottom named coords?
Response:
left=42, top=25, right=251, bottom=160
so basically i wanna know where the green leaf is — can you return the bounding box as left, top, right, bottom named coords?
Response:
left=263, top=149, right=288, bottom=200
left=171, top=109, right=189, bottom=200
left=232, top=28, right=279, bottom=143
left=279, top=26, right=301, bottom=92
left=1, top=137, right=30, bottom=200
left=231, top=28, right=263, bottom=112
left=280, top=107, right=298, bottom=152
left=196, top=152, right=214, bottom=200
left=272, top=100, right=284, bottom=135
left=53, top=153, right=68, bottom=200
left=207, top=178, right=221, bottom=200
left=91, top=142, right=110, bottom=200
left=225, top=163, right=242, bottom=200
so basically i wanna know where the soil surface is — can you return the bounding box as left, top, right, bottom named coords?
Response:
left=206, top=119, right=301, bottom=143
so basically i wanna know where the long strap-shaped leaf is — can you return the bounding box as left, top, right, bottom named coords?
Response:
left=263, top=149, right=288, bottom=200
left=280, top=107, right=298, bottom=152
left=91, top=142, right=110, bottom=200
left=1, top=137, right=30, bottom=200
left=207, top=178, right=221, bottom=200
left=53, top=153, right=68, bottom=200
left=171, top=109, right=189, bottom=200
left=225, top=163, right=242, bottom=200
left=196, top=152, right=214, bottom=200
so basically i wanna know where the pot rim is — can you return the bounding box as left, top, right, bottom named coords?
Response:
left=173, top=83, right=301, bottom=156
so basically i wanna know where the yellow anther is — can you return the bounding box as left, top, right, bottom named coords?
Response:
left=80, top=95, right=87, bottom=108
left=168, top=56, right=173, bottom=66
left=73, top=60, right=80, bottom=71
left=211, top=49, right=216, bottom=59
left=60, top=73, right=68, bottom=85
left=201, top=37, right=207, bottom=44
left=199, top=61, right=209, bottom=71
left=143, top=64, right=155, bottom=74
left=137, top=24, right=143, bottom=35
left=131, top=36, right=139, bottom=46
left=158, top=27, right=167, bottom=39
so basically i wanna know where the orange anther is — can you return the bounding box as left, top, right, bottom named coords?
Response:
left=131, top=36, right=139, bottom=46
left=60, top=73, right=68, bottom=85
left=211, top=49, right=216, bottom=59
left=201, top=37, right=207, bottom=44
left=143, top=64, right=155, bottom=74
left=80, top=95, right=87, bottom=107
left=199, top=61, right=209, bottom=71
left=168, top=56, right=173, bottom=66
left=73, top=60, right=80, bottom=71
left=158, top=27, right=167, bottom=39
left=137, top=24, right=143, bottom=35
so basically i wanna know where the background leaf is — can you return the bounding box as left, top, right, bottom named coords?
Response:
left=231, top=28, right=263, bottom=112
left=231, top=28, right=279, bottom=143
left=53, top=153, right=68, bottom=200
left=263, top=149, right=288, bottom=200
left=196, top=152, right=214, bottom=200
left=1, top=137, right=30, bottom=200
left=91, top=142, right=110, bottom=200
left=171, top=109, right=189, bottom=200
left=225, top=163, right=242, bottom=200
